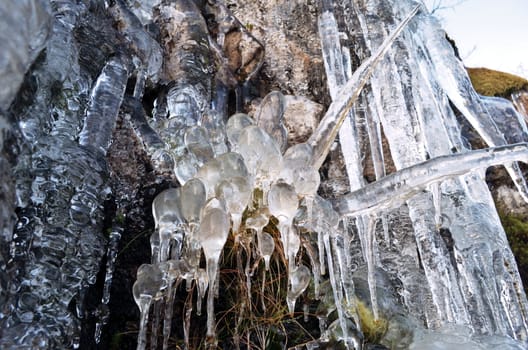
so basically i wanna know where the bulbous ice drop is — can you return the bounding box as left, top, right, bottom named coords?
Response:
left=180, top=178, right=206, bottom=232
left=226, top=113, right=254, bottom=149
left=238, top=125, right=283, bottom=193
left=202, top=197, right=227, bottom=214
left=196, top=207, right=230, bottom=342
left=216, top=176, right=252, bottom=233
left=283, top=143, right=313, bottom=166
left=246, top=209, right=270, bottom=234
left=255, top=91, right=288, bottom=153
left=133, top=264, right=165, bottom=310
left=153, top=188, right=185, bottom=261
left=268, top=180, right=299, bottom=257
left=268, top=181, right=299, bottom=223
left=196, top=152, right=250, bottom=198
left=174, top=151, right=200, bottom=185
left=257, top=231, right=275, bottom=270
left=293, top=167, right=321, bottom=198
left=184, top=125, right=214, bottom=165
left=287, top=264, right=311, bottom=314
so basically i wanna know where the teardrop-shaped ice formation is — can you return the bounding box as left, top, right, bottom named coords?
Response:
left=133, top=264, right=165, bottom=350
left=174, top=150, right=200, bottom=185
left=226, top=113, right=254, bottom=150
left=216, top=176, right=252, bottom=233
left=184, top=125, right=214, bottom=165
left=180, top=178, right=207, bottom=234
left=195, top=206, right=230, bottom=343
left=280, top=143, right=314, bottom=184
left=255, top=91, right=288, bottom=153
left=286, top=264, right=311, bottom=314
left=237, top=125, right=283, bottom=196
left=196, top=152, right=250, bottom=198
left=257, top=231, right=275, bottom=271
left=268, top=181, right=299, bottom=259
left=152, top=188, right=185, bottom=262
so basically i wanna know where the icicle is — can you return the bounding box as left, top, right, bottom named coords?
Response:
left=429, top=182, right=442, bottom=228
left=334, top=143, right=528, bottom=216
left=287, top=265, right=311, bottom=314
left=196, top=206, right=230, bottom=345
left=79, top=56, right=129, bottom=154
left=94, top=224, right=123, bottom=344
left=268, top=181, right=299, bottom=265
left=133, top=264, right=165, bottom=350
left=309, top=4, right=421, bottom=169
left=323, top=231, right=350, bottom=349
left=302, top=238, right=321, bottom=298
left=359, top=215, right=380, bottom=320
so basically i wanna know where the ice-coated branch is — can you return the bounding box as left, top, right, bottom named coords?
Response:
left=333, top=143, right=528, bottom=216
left=79, top=56, right=129, bottom=154
left=308, top=4, right=421, bottom=169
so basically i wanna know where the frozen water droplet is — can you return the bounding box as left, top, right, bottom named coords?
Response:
left=196, top=152, right=250, bottom=198
left=180, top=178, right=207, bottom=233
left=255, top=91, right=288, bottom=153
left=184, top=125, right=214, bottom=165
left=257, top=231, right=274, bottom=270
left=268, top=180, right=299, bottom=261
left=153, top=188, right=184, bottom=262
left=237, top=125, right=283, bottom=194
left=216, top=176, right=251, bottom=233
left=226, top=113, right=254, bottom=149
left=287, top=264, right=311, bottom=314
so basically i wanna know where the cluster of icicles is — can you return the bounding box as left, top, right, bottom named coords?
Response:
left=132, top=110, right=344, bottom=349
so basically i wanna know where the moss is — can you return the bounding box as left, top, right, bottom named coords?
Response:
left=499, top=212, right=528, bottom=290
left=355, top=300, right=388, bottom=344
left=467, top=67, right=528, bottom=98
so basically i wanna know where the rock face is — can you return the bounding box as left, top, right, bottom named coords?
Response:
left=0, top=0, right=528, bottom=349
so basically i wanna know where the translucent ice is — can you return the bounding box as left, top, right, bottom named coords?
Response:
left=180, top=178, right=207, bottom=234
left=287, top=264, right=311, bottom=314
left=268, top=181, right=299, bottom=261
left=255, top=91, right=288, bottom=153
left=152, top=188, right=185, bottom=261
left=226, top=113, right=255, bottom=149
left=216, top=176, right=252, bottom=233
left=196, top=206, right=230, bottom=343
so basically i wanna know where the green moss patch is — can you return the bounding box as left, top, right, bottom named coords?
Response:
left=499, top=212, right=528, bottom=290
left=467, top=67, right=528, bottom=98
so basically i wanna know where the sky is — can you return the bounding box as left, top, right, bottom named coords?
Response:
left=423, top=0, right=528, bottom=79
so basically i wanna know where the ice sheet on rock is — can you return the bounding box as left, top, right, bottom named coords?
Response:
left=480, top=96, right=528, bottom=144
left=108, top=0, right=162, bottom=83
left=0, top=0, right=51, bottom=109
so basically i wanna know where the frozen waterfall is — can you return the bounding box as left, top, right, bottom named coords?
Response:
left=0, top=0, right=527, bottom=349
